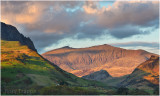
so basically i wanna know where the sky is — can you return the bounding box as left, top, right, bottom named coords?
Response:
left=1, top=0, right=159, bottom=54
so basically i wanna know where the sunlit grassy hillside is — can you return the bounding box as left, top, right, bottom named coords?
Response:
left=1, top=40, right=111, bottom=95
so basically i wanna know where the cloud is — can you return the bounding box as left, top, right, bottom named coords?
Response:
left=1, top=1, right=86, bottom=52
left=107, top=25, right=150, bottom=39
left=83, top=1, right=100, bottom=14
left=1, top=1, right=159, bottom=53
left=96, top=1, right=159, bottom=28
left=1, top=1, right=45, bottom=24
left=111, top=42, right=159, bottom=49
left=110, top=41, right=159, bottom=54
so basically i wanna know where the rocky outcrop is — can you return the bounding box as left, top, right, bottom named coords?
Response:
left=119, top=55, right=159, bottom=90
left=82, top=70, right=112, bottom=81
left=42, top=44, right=155, bottom=77
left=1, top=22, right=37, bottom=51
left=137, top=55, right=159, bottom=75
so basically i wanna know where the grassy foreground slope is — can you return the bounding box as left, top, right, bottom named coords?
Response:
left=1, top=22, right=112, bottom=95
left=1, top=40, right=111, bottom=95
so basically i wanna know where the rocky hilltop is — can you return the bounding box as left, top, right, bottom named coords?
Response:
left=42, top=44, right=155, bottom=77
left=137, top=55, right=159, bottom=76
left=1, top=22, right=37, bottom=51
left=82, top=70, right=112, bottom=81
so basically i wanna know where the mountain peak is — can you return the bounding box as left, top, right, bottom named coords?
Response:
left=61, top=46, right=73, bottom=49
left=91, top=44, right=112, bottom=48
left=1, top=22, right=37, bottom=51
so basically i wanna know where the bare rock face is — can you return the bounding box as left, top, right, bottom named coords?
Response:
left=1, top=22, right=37, bottom=51
left=82, top=70, right=112, bottom=81
left=42, top=44, right=155, bottom=77
left=119, top=55, right=159, bottom=90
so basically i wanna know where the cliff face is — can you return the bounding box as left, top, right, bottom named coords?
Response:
left=119, top=55, right=159, bottom=90
left=1, top=22, right=37, bottom=51
left=42, top=44, right=155, bottom=77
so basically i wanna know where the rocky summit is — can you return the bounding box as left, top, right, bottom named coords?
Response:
left=1, top=22, right=37, bottom=51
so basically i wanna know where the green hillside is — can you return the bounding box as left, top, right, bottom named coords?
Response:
left=1, top=40, right=158, bottom=95
left=1, top=40, right=111, bottom=95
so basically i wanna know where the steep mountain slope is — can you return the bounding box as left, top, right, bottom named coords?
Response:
left=82, top=70, right=112, bottom=81
left=42, top=45, right=155, bottom=77
left=1, top=22, right=109, bottom=95
left=1, top=22, right=36, bottom=51
left=119, top=55, right=159, bottom=90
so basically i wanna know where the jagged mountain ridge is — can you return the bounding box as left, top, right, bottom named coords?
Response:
left=42, top=44, right=155, bottom=77
left=1, top=22, right=37, bottom=51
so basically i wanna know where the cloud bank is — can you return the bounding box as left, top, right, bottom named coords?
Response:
left=111, top=42, right=159, bottom=49
left=1, top=1, right=159, bottom=53
left=111, top=41, right=159, bottom=54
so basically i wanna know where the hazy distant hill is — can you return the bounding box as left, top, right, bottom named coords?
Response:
left=42, top=44, right=155, bottom=77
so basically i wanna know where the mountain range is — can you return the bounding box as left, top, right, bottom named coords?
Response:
left=42, top=44, right=155, bottom=77
left=1, top=22, right=159, bottom=95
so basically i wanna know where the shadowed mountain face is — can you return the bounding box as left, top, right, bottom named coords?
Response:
left=82, top=70, right=112, bottom=81
left=119, top=55, right=159, bottom=90
left=42, top=45, right=155, bottom=77
left=1, top=22, right=37, bottom=51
